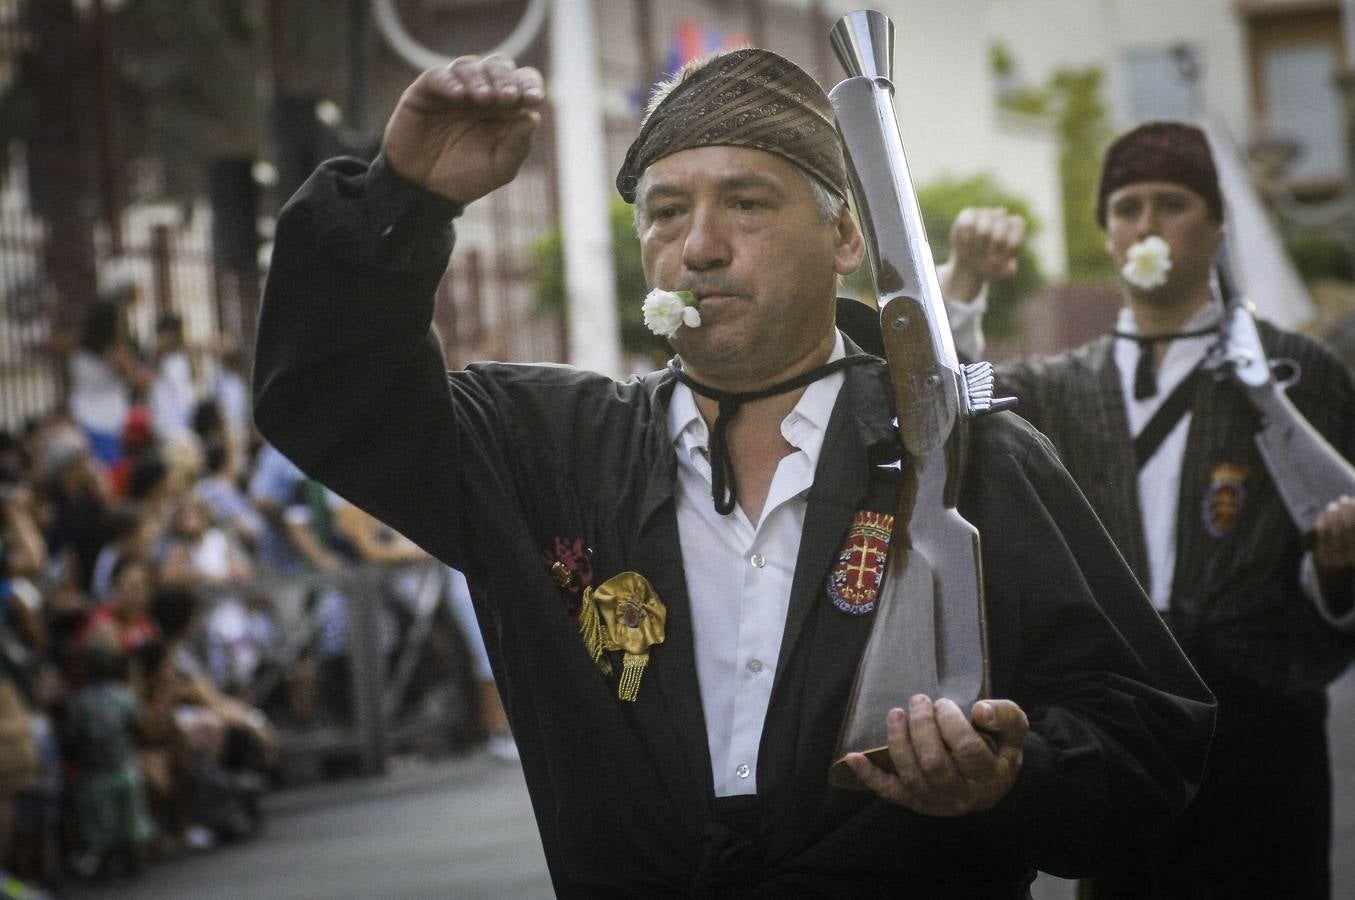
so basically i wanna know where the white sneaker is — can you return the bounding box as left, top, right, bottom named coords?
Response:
left=486, top=732, right=519, bottom=763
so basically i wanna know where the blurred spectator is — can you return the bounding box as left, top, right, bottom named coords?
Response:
left=65, top=640, right=153, bottom=878
left=159, top=496, right=253, bottom=591
left=159, top=496, right=270, bottom=699
left=0, top=434, right=27, bottom=487
left=129, top=434, right=203, bottom=557
left=0, top=663, right=37, bottom=890
left=158, top=434, right=204, bottom=510
left=89, top=505, right=153, bottom=603
left=39, top=427, right=108, bottom=598
left=0, top=476, right=50, bottom=701
left=203, top=593, right=276, bottom=700
left=0, top=485, right=45, bottom=589
left=190, top=400, right=224, bottom=451
left=66, top=301, right=152, bottom=467
left=106, top=409, right=155, bottom=499
left=146, top=587, right=274, bottom=768
left=0, top=514, right=39, bottom=892
left=445, top=568, right=516, bottom=762
left=331, top=499, right=426, bottom=568
left=196, top=443, right=262, bottom=553
left=210, top=343, right=251, bottom=479
left=247, top=444, right=323, bottom=573
left=75, top=556, right=159, bottom=662
left=148, top=314, right=197, bottom=442
left=11, top=708, right=60, bottom=890
left=142, top=587, right=269, bottom=850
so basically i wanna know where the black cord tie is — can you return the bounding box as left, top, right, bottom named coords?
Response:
left=1113, top=324, right=1220, bottom=400
left=669, top=354, right=875, bottom=515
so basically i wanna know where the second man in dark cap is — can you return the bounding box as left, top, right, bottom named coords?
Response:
left=943, top=120, right=1355, bottom=899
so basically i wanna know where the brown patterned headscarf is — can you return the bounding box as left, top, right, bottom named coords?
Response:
left=1097, top=121, right=1223, bottom=227
left=616, top=48, right=848, bottom=204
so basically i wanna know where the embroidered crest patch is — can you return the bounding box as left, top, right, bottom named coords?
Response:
left=827, top=511, right=893, bottom=616
left=1202, top=462, right=1249, bottom=538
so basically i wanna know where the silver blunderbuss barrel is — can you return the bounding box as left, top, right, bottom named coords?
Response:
left=826, top=9, right=1000, bottom=789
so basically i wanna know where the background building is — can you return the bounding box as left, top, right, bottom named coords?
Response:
left=0, top=0, right=1350, bottom=426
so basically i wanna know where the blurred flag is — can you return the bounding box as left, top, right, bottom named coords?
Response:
left=665, top=19, right=751, bottom=76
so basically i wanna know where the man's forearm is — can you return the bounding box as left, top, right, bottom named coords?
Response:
left=252, top=154, right=468, bottom=569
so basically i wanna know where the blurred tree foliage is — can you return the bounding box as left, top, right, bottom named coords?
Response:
left=1285, top=231, right=1355, bottom=283
left=532, top=200, right=667, bottom=360
left=843, top=175, right=1045, bottom=340
left=990, top=41, right=1115, bottom=282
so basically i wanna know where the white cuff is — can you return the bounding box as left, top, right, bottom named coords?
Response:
left=1300, top=552, right=1355, bottom=634
left=944, top=290, right=989, bottom=362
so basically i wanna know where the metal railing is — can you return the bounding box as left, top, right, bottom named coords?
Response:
left=193, top=560, right=478, bottom=780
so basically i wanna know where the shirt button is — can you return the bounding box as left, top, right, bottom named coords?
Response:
left=736, top=764, right=751, bottom=779
left=750, top=553, right=766, bottom=568
left=747, top=659, right=763, bottom=674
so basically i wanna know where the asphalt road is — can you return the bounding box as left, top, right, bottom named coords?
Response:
left=66, top=667, right=1355, bottom=899
left=64, top=754, right=553, bottom=900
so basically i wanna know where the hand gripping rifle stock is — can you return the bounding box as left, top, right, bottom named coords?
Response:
left=826, top=10, right=1015, bottom=789
left=1213, top=239, right=1355, bottom=543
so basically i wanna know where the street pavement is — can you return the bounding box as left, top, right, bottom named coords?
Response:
left=64, top=754, right=553, bottom=900
left=67, top=667, right=1355, bottom=899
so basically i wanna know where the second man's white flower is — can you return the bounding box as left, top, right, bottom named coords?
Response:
left=1122, top=235, right=1173, bottom=290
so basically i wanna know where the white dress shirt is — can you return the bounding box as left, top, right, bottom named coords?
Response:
left=667, top=331, right=846, bottom=796
left=1112, top=302, right=1223, bottom=610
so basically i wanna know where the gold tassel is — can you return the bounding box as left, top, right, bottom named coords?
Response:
left=617, top=652, right=648, bottom=702
left=577, top=589, right=612, bottom=676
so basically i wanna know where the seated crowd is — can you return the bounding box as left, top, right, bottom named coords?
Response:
left=0, top=385, right=457, bottom=894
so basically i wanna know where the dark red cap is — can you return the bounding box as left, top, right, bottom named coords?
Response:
left=1097, top=121, right=1223, bottom=227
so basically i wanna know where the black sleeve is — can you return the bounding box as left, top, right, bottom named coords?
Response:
left=961, top=414, right=1215, bottom=877
left=252, top=155, right=511, bottom=578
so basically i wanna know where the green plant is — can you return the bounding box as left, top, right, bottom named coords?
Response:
left=531, top=200, right=667, bottom=359
left=1286, top=232, right=1355, bottom=283
left=990, top=42, right=1116, bottom=282
left=843, top=175, right=1045, bottom=340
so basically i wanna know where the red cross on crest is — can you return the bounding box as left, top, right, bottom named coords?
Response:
left=827, top=511, right=893, bottom=616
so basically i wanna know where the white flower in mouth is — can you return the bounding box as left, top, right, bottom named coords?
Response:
left=641, top=289, right=701, bottom=338
left=1121, top=235, right=1173, bottom=290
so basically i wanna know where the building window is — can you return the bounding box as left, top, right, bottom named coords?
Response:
left=1124, top=46, right=1199, bottom=122
left=1244, top=3, right=1348, bottom=190
left=1260, top=39, right=1345, bottom=182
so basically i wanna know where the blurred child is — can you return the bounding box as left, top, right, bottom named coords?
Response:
left=66, top=640, right=153, bottom=878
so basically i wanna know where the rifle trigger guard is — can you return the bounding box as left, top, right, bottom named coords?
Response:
left=1270, top=357, right=1300, bottom=389
left=961, top=361, right=1017, bottom=418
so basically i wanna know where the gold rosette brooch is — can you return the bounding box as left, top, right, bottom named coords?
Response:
left=577, top=572, right=667, bottom=702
